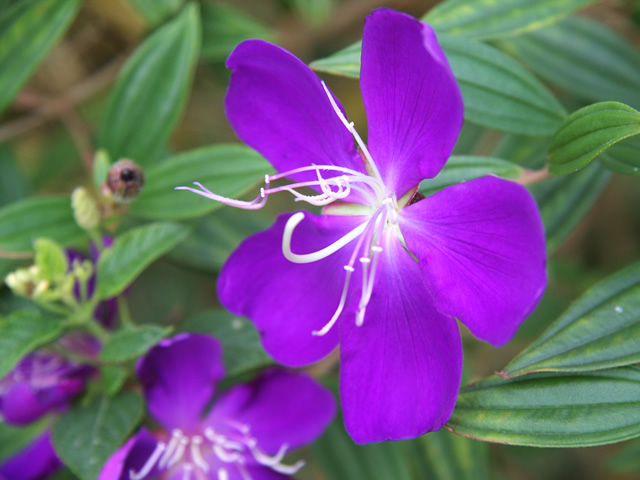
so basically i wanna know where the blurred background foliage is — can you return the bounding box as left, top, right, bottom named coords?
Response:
left=1, top=0, right=640, bottom=479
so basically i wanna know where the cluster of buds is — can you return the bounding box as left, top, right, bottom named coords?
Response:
left=4, top=238, right=93, bottom=309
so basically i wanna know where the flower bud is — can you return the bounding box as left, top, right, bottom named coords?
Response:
left=71, top=187, right=100, bottom=230
left=104, top=159, right=144, bottom=204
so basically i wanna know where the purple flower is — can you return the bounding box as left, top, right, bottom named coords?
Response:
left=0, top=430, right=62, bottom=480
left=99, top=334, right=335, bottom=480
left=177, top=9, right=546, bottom=443
left=0, top=335, right=96, bottom=426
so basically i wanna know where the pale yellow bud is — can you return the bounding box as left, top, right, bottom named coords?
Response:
left=71, top=187, right=101, bottom=230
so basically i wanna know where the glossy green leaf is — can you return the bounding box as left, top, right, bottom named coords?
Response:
left=96, top=222, right=190, bottom=299
left=424, top=0, right=595, bottom=40
left=129, top=0, right=183, bottom=25
left=100, top=365, right=128, bottom=397
left=100, top=324, right=172, bottom=363
left=419, top=155, right=521, bottom=196
left=0, top=147, right=29, bottom=207
left=504, top=262, right=640, bottom=377
left=34, top=238, right=68, bottom=281
left=447, top=367, right=640, bottom=447
left=548, top=102, right=640, bottom=175
left=600, top=135, right=640, bottom=176
left=417, top=429, right=490, bottom=480
left=491, top=133, right=549, bottom=169
left=130, top=144, right=271, bottom=220
left=0, top=419, right=48, bottom=462
left=311, top=35, right=566, bottom=135
left=180, top=310, right=270, bottom=377
left=0, top=0, right=81, bottom=115
left=312, top=419, right=414, bottom=480
left=98, top=3, right=200, bottom=166
left=530, top=161, right=610, bottom=252
left=0, top=309, right=63, bottom=378
left=505, top=17, right=640, bottom=107
left=201, top=2, right=272, bottom=62
left=52, top=391, right=144, bottom=480
left=440, top=34, right=565, bottom=136
left=168, top=207, right=272, bottom=272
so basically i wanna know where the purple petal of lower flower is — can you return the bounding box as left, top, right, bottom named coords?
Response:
left=225, top=40, right=364, bottom=186
left=340, top=231, right=462, bottom=443
left=206, top=368, right=336, bottom=453
left=0, top=430, right=61, bottom=480
left=1, top=379, right=83, bottom=425
left=218, top=212, right=366, bottom=367
left=98, top=429, right=159, bottom=480
left=400, top=176, right=547, bottom=347
left=361, top=9, right=464, bottom=196
left=136, top=334, right=225, bottom=431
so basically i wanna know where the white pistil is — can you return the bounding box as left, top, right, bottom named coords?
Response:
left=129, top=442, right=166, bottom=480
left=282, top=212, right=368, bottom=264
left=175, top=182, right=268, bottom=210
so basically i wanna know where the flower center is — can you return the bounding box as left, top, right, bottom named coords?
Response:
left=129, top=423, right=304, bottom=480
left=175, top=78, right=398, bottom=336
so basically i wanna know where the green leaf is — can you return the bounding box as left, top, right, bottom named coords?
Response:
left=100, top=365, right=128, bottom=397
left=100, top=324, right=172, bottom=363
left=312, top=35, right=567, bottom=136
left=0, top=196, right=85, bottom=277
left=312, top=419, right=414, bottom=480
left=0, top=419, right=48, bottom=463
left=98, top=3, right=200, bottom=166
left=200, top=2, right=273, bottom=62
left=530, top=161, right=610, bottom=252
left=439, top=34, right=565, bottom=136
left=504, top=17, right=640, bottom=107
left=168, top=207, right=272, bottom=272
left=607, top=438, right=640, bottom=473
left=0, top=146, right=29, bottom=207
left=600, top=135, right=640, bottom=176
left=503, top=262, right=640, bottom=377
left=0, top=309, right=63, bottom=378
left=287, top=0, right=334, bottom=26
left=180, top=310, right=270, bottom=377
left=0, top=0, right=81, bottom=115
left=417, top=429, right=490, bottom=480
left=424, top=0, right=596, bottom=40
left=447, top=367, right=640, bottom=447
left=548, top=102, right=640, bottom=175
left=130, top=144, right=271, bottom=220
left=96, top=222, right=190, bottom=299
left=419, top=155, right=522, bottom=196
left=52, top=391, right=144, bottom=480
left=128, top=0, right=183, bottom=25
left=34, top=238, right=68, bottom=280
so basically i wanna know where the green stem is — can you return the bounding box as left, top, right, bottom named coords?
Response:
left=116, top=295, right=133, bottom=326
left=84, top=319, right=111, bottom=343
left=89, top=229, right=105, bottom=252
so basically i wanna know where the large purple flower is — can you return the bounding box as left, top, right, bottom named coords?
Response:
left=0, top=430, right=62, bottom=480
left=177, top=9, right=546, bottom=443
left=99, top=334, right=335, bottom=480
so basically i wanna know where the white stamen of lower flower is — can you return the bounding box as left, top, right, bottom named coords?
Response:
left=182, top=464, right=194, bottom=480
left=218, top=468, right=229, bottom=480
left=129, top=442, right=166, bottom=480
left=282, top=212, right=368, bottom=264
left=158, top=430, right=182, bottom=469
left=247, top=439, right=305, bottom=475
left=190, top=436, right=209, bottom=472
left=214, top=444, right=243, bottom=463
left=167, top=436, right=189, bottom=468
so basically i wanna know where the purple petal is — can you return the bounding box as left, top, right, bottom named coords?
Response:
left=1, top=379, right=83, bottom=425
left=136, top=334, right=225, bottom=430
left=340, top=231, right=462, bottom=443
left=218, top=212, right=366, bottom=367
left=0, top=430, right=61, bottom=480
left=361, top=9, right=463, bottom=196
left=98, top=429, right=159, bottom=480
left=225, top=40, right=364, bottom=183
left=207, top=368, right=335, bottom=453
left=400, top=176, right=547, bottom=346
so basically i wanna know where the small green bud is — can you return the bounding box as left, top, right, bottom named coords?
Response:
left=71, top=186, right=101, bottom=230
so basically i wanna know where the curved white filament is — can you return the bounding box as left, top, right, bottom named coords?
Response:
left=129, top=442, right=166, bottom=480
left=282, top=212, right=368, bottom=264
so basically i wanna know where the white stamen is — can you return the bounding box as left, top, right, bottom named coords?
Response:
left=282, top=212, right=368, bottom=264
left=320, top=81, right=383, bottom=185
left=158, top=430, right=182, bottom=469
left=182, top=463, right=194, bottom=480
left=214, top=444, right=243, bottom=463
left=167, top=436, right=189, bottom=468
left=190, top=436, right=209, bottom=472
left=129, top=442, right=166, bottom=480
left=248, top=440, right=305, bottom=475
left=218, top=468, right=230, bottom=480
